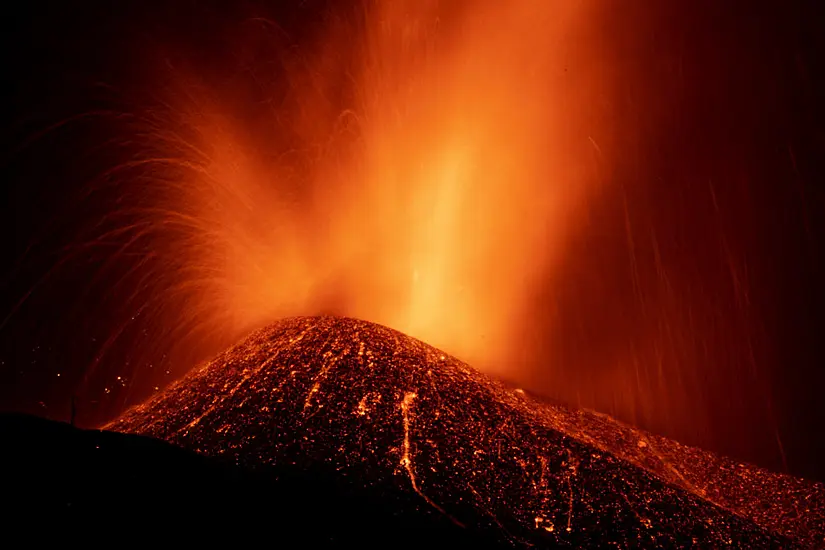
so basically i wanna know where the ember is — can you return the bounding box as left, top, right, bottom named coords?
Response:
left=110, top=317, right=823, bottom=547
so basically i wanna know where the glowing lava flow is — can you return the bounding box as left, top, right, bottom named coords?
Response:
left=108, top=317, right=822, bottom=548
left=399, top=390, right=462, bottom=525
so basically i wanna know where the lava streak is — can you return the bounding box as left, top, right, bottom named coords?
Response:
left=399, top=391, right=460, bottom=524
left=81, top=0, right=614, bottom=386
left=108, top=317, right=821, bottom=547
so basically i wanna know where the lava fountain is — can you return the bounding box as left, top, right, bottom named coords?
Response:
left=12, top=1, right=790, bottom=475
left=81, top=0, right=616, bottom=389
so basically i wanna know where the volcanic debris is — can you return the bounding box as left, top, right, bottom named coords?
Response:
left=110, top=316, right=822, bottom=548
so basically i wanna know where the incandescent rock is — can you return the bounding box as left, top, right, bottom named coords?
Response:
left=110, top=316, right=813, bottom=547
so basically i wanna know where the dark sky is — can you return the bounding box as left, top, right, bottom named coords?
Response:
left=1, top=0, right=824, bottom=483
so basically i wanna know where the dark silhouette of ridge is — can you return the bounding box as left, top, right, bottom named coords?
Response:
left=0, top=412, right=495, bottom=546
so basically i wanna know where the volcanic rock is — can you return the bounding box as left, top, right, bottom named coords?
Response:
left=109, top=316, right=820, bottom=547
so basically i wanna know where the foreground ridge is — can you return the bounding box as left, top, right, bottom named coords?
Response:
left=110, top=316, right=821, bottom=547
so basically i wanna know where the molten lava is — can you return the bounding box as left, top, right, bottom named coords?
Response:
left=109, top=317, right=823, bottom=547
left=24, top=0, right=789, bottom=482
left=87, top=0, right=612, bottom=387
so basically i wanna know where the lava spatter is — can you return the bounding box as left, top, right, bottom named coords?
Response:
left=109, top=317, right=817, bottom=547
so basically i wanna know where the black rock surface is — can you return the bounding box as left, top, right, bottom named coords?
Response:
left=107, top=316, right=821, bottom=547
left=0, top=412, right=493, bottom=545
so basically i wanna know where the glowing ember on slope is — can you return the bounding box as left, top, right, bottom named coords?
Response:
left=109, top=317, right=821, bottom=548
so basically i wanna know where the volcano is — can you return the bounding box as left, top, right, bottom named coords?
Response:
left=109, top=317, right=822, bottom=547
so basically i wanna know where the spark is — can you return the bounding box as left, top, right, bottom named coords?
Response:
left=356, top=393, right=371, bottom=416
left=587, top=136, right=603, bottom=157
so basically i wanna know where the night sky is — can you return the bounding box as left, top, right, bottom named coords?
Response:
left=1, top=0, right=824, bottom=484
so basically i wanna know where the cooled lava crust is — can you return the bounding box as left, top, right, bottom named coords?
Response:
left=109, top=316, right=822, bottom=548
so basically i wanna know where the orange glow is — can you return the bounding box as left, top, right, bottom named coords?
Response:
left=321, top=0, right=607, bottom=371
left=110, top=0, right=615, bottom=377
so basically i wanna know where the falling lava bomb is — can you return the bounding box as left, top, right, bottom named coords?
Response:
left=109, top=316, right=820, bottom=548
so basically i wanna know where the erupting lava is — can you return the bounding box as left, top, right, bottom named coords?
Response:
left=3, top=3, right=822, bottom=543
left=109, top=317, right=823, bottom=547
left=19, top=0, right=786, bottom=485
left=83, top=0, right=613, bottom=388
